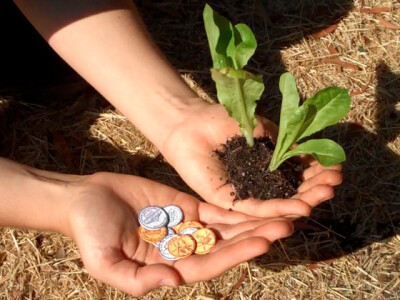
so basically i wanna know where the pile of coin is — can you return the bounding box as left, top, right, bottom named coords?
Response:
left=138, top=205, right=217, bottom=261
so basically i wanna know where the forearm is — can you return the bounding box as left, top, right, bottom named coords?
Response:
left=0, top=157, right=79, bottom=234
left=14, top=0, right=206, bottom=150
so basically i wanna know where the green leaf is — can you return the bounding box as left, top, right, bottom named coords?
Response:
left=280, top=106, right=309, bottom=154
left=269, top=73, right=350, bottom=171
left=203, top=4, right=235, bottom=69
left=297, top=87, right=351, bottom=140
left=232, top=24, right=257, bottom=69
left=275, top=73, right=300, bottom=154
left=280, top=139, right=346, bottom=167
left=269, top=105, right=308, bottom=170
left=270, top=73, right=301, bottom=169
left=203, top=4, right=257, bottom=70
left=211, top=68, right=264, bottom=146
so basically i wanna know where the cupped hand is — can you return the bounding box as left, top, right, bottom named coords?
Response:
left=66, top=172, right=293, bottom=296
left=161, top=102, right=343, bottom=218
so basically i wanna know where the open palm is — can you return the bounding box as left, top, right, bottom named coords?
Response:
left=162, top=102, right=343, bottom=218
left=67, top=172, right=293, bottom=296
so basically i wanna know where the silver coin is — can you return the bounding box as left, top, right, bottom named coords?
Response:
left=138, top=206, right=168, bottom=230
left=159, top=234, right=179, bottom=261
left=163, top=205, right=183, bottom=227
left=153, top=228, right=174, bottom=248
left=179, top=227, right=199, bottom=235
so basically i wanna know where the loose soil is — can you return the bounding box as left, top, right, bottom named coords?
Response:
left=216, top=136, right=303, bottom=200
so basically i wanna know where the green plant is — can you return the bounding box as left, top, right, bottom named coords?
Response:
left=203, top=3, right=263, bottom=146
left=203, top=4, right=351, bottom=171
left=268, top=73, right=350, bottom=171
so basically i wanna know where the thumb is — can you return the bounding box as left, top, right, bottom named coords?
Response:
left=100, top=260, right=180, bottom=296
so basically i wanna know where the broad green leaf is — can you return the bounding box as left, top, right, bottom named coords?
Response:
left=232, top=24, right=257, bottom=69
left=297, top=87, right=351, bottom=140
left=274, top=73, right=300, bottom=156
left=211, top=68, right=264, bottom=146
left=203, top=5, right=257, bottom=70
left=269, top=105, right=309, bottom=170
left=280, top=139, right=346, bottom=167
left=279, top=73, right=300, bottom=123
left=203, top=4, right=235, bottom=68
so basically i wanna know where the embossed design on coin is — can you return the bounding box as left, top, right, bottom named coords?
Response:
left=192, top=228, right=216, bottom=255
left=179, top=227, right=199, bottom=235
left=138, top=226, right=167, bottom=244
left=138, top=206, right=168, bottom=230
left=159, top=234, right=179, bottom=261
left=178, top=221, right=203, bottom=232
left=172, top=222, right=183, bottom=232
left=163, top=205, right=183, bottom=227
left=168, top=235, right=196, bottom=258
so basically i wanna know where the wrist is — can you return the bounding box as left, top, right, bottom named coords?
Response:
left=0, top=158, right=86, bottom=235
left=133, top=92, right=209, bottom=151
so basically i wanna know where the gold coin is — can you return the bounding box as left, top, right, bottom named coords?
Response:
left=178, top=221, right=203, bottom=233
left=138, top=226, right=167, bottom=244
left=192, top=228, right=216, bottom=255
left=172, top=222, right=183, bottom=232
left=167, top=235, right=196, bottom=258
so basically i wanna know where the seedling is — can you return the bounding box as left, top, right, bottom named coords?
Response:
left=203, top=3, right=263, bottom=147
left=203, top=4, right=351, bottom=171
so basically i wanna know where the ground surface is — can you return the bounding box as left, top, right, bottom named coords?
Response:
left=0, top=0, right=400, bottom=299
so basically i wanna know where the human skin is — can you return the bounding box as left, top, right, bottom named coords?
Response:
left=1, top=0, right=346, bottom=296
left=0, top=157, right=294, bottom=296
left=13, top=0, right=343, bottom=218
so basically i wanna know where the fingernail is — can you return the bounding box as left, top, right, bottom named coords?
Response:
left=284, top=215, right=302, bottom=220
left=159, top=279, right=177, bottom=288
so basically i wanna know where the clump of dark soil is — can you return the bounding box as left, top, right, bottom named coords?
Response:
left=216, top=136, right=303, bottom=200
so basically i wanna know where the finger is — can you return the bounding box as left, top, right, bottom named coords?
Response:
left=295, top=154, right=315, bottom=166
left=178, top=221, right=293, bottom=283
left=302, top=163, right=343, bottom=180
left=203, top=164, right=312, bottom=218
left=230, top=197, right=312, bottom=218
left=180, top=237, right=269, bottom=283
left=256, top=116, right=279, bottom=139
left=209, top=183, right=237, bottom=209
left=213, top=220, right=294, bottom=250
left=207, top=218, right=288, bottom=240
left=198, top=201, right=262, bottom=225
left=99, top=258, right=180, bottom=297
left=292, top=184, right=334, bottom=207
left=297, top=170, right=343, bottom=193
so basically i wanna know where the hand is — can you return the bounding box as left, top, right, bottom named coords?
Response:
left=161, top=102, right=343, bottom=218
left=66, top=172, right=293, bottom=296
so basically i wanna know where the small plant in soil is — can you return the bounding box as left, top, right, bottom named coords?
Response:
left=203, top=4, right=351, bottom=200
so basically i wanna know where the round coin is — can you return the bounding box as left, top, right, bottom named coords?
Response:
left=167, top=235, right=196, bottom=258
left=179, top=227, right=199, bottom=235
left=163, top=205, right=183, bottom=227
left=172, top=222, right=183, bottom=232
left=192, top=228, right=217, bottom=255
left=138, top=226, right=167, bottom=244
left=158, top=234, right=180, bottom=261
left=178, top=221, right=203, bottom=232
left=154, top=227, right=175, bottom=247
left=138, top=206, right=168, bottom=230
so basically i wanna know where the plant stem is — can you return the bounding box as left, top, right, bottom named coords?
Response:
left=235, top=77, right=254, bottom=147
left=269, top=143, right=289, bottom=171
left=268, top=155, right=281, bottom=171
